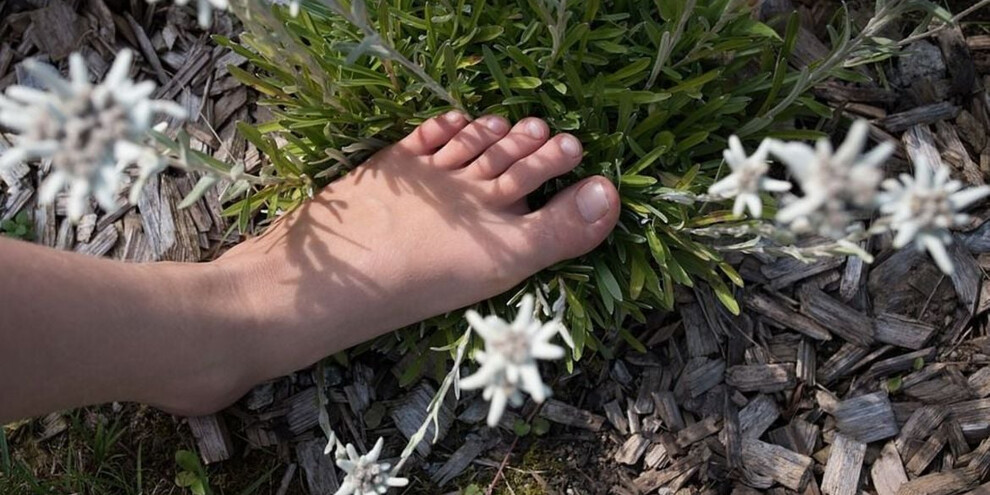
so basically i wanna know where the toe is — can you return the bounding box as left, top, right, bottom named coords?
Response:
left=396, top=111, right=470, bottom=155
left=491, top=133, right=583, bottom=204
left=431, top=115, right=511, bottom=169
left=468, top=118, right=550, bottom=179
left=519, top=176, right=620, bottom=268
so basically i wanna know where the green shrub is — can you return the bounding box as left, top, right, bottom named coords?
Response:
left=221, top=0, right=839, bottom=363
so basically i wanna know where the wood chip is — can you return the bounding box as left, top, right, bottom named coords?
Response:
left=906, top=429, right=946, bottom=475
left=834, top=391, right=899, bottom=444
left=653, top=391, right=685, bottom=432
left=897, top=405, right=947, bottom=458
left=746, top=291, right=832, bottom=341
left=294, top=437, right=339, bottom=494
left=391, top=382, right=455, bottom=456
left=676, top=357, right=726, bottom=399
left=799, top=285, right=874, bottom=347
left=874, top=313, right=937, bottom=350
left=616, top=434, right=651, bottom=465
left=738, top=394, right=779, bottom=440
left=872, top=442, right=908, bottom=495
left=822, top=433, right=867, bottom=495
left=741, top=438, right=813, bottom=491
left=74, top=225, right=118, bottom=257
left=682, top=301, right=720, bottom=357
left=539, top=399, right=605, bottom=431
left=896, top=468, right=978, bottom=495
left=881, top=102, right=961, bottom=133
left=819, top=343, right=871, bottom=385
left=726, top=364, right=796, bottom=393
left=186, top=414, right=233, bottom=464
left=675, top=415, right=721, bottom=448
left=432, top=432, right=497, bottom=486
left=768, top=418, right=820, bottom=456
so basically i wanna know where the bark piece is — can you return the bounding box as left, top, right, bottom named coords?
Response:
left=822, top=434, right=867, bottom=495
left=948, top=240, right=982, bottom=315
left=896, top=468, right=977, bottom=495
left=633, top=450, right=704, bottom=492
left=726, top=364, right=796, bottom=393
left=616, top=434, right=651, bottom=465
left=874, top=313, right=938, bottom=350
left=873, top=442, right=909, bottom=495
left=762, top=256, right=844, bottom=290
left=74, top=225, right=119, bottom=257
left=881, top=102, right=961, bottom=133
left=799, top=285, right=874, bottom=346
left=187, top=414, right=233, bottom=464
left=676, top=357, right=726, bottom=399
left=634, top=367, right=662, bottom=414
left=739, top=394, right=779, bottom=440
left=768, top=418, right=819, bottom=456
left=834, top=391, right=899, bottom=444
left=949, top=398, right=990, bottom=441
left=432, top=432, right=497, bottom=486
left=865, top=347, right=938, bottom=381
left=653, top=391, right=686, bottom=432
left=797, top=337, right=816, bottom=386
left=741, top=438, right=813, bottom=491
left=746, top=291, right=832, bottom=341
left=391, top=382, right=455, bottom=456
left=675, top=415, right=722, bottom=448
left=819, top=343, right=871, bottom=385
left=539, top=399, right=605, bottom=431
left=294, top=437, right=339, bottom=494
left=683, top=302, right=720, bottom=357
left=603, top=400, right=628, bottom=434
left=906, top=429, right=946, bottom=475
left=897, top=406, right=947, bottom=458
left=969, top=367, right=990, bottom=398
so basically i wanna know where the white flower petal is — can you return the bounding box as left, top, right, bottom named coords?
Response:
left=486, top=387, right=508, bottom=427
left=949, top=186, right=990, bottom=211
left=922, top=234, right=954, bottom=275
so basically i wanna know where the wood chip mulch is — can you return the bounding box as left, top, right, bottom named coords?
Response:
left=4, top=1, right=990, bottom=494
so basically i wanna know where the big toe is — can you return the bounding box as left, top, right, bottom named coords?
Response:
left=518, top=176, right=620, bottom=269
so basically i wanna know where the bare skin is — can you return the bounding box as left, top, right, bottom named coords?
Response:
left=0, top=113, right=620, bottom=422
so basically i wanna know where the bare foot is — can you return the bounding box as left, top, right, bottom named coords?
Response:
left=176, top=113, right=619, bottom=414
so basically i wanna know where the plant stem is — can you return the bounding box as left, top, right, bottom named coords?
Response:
left=897, top=0, right=990, bottom=47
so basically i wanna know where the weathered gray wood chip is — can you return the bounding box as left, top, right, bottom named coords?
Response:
left=834, top=391, right=899, bottom=444
left=726, top=364, right=796, bottom=393
left=822, top=433, right=867, bottom=495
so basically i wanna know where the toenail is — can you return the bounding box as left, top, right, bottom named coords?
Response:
left=483, top=116, right=509, bottom=133
left=577, top=182, right=610, bottom=223
left=443, top=111, right=465, bottom=123
left=525, top=120, right=546, bottom=139
left=560, top=135, right=581, bottom=157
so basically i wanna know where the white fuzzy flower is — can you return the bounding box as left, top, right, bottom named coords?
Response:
left=708, top=136, right=792, bottom=218
left=879, top=158, right=990, bottom=274
left=459, top=294, right=566, bottom=427
left=770, top=120, right=894, bottom=238
left=0, top=49, right=186, bottom=220
left=335, top=438, right=409, bottom=495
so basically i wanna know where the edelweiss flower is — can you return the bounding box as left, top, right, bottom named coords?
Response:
left=879, top=158, right=990, bottom=274
left=708, top=136, right=792, bottom=217
left=335, top=438, right=409, bottom=495
left=0, top=49, right=186, bottom=220
left=771, top=120, right=894, bottom=238
left=459, top=294, right=566, bottom=427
